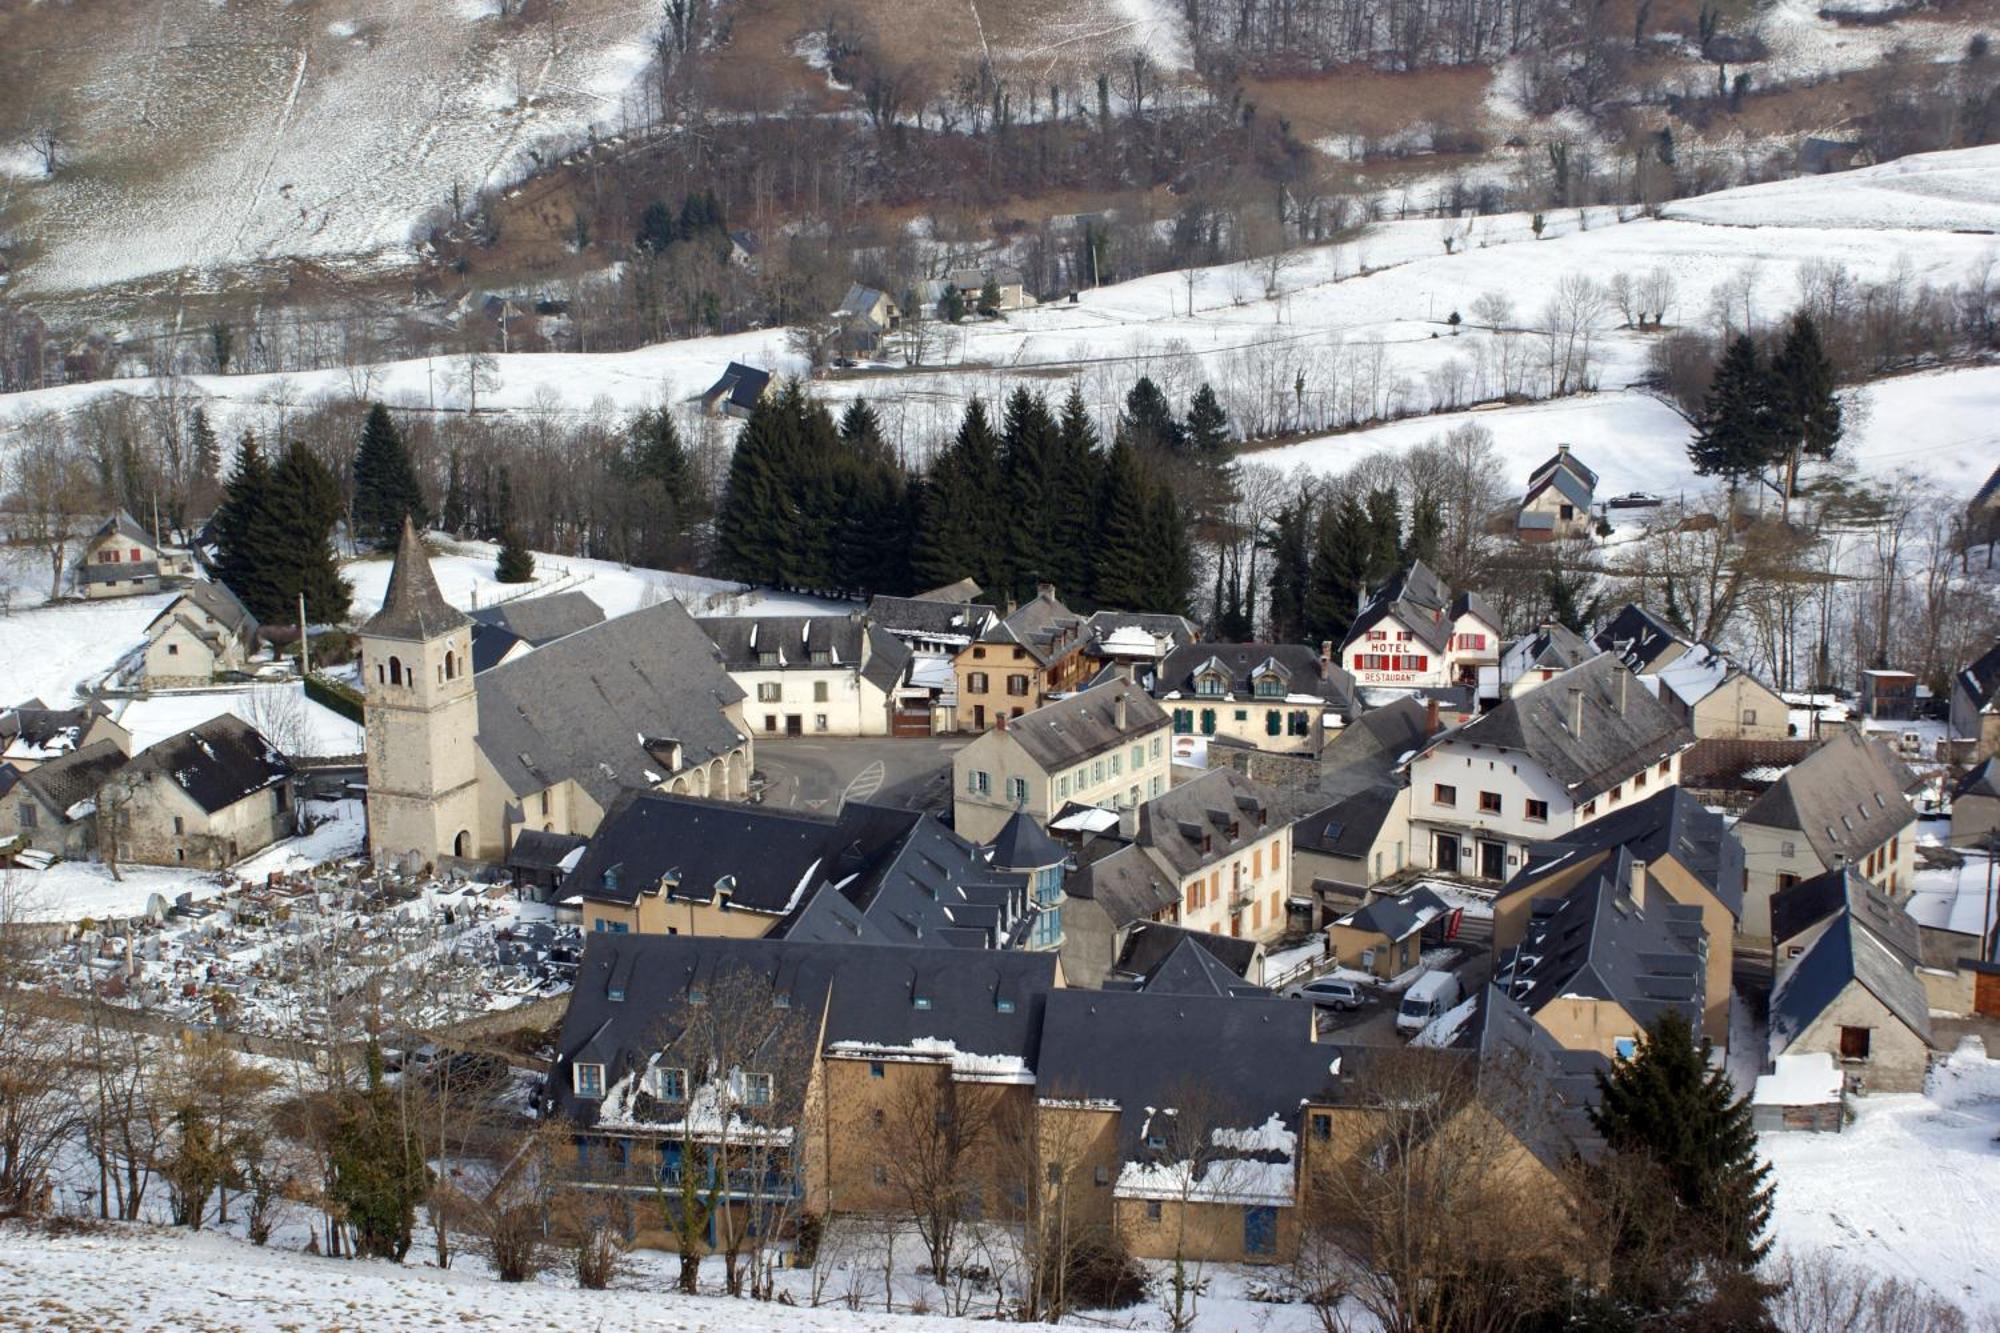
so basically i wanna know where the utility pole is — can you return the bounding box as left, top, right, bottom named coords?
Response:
left=298, top=592, right=309, bottom=678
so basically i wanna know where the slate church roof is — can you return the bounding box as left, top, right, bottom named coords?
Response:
left=363, top=520, right=469, bottom=641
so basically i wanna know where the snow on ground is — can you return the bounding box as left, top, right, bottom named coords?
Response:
left=3, top=799, right=365, bottom=924
left=112, top=683, right=365, bottom=760
left=1666, top=143, right=2000, bottom=231
left=1751, top=0, right=1973, bottom=83
left=0, top=593, right=169, bottom=705
left=1761, top=1038, right=2000, bottom=1319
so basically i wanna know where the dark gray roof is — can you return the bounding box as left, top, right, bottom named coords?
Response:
left=695, top=615, right=911, bottom=693
left=986, top=808, right=1066, bottom=870
left=1113, top=921, right=1262, bottom=986
left=1593, top=604, right=1687, bottom=673
left=988, top=588, right=1086, bottom=665
left=1086, top=609, right=1199, bottom=646
left=836, top=283, right=891, bottom=320
left=149, top=581, right=258, bottom=639
left=1770, top=907, right=1933, bottom=1055
left=548, top=934, right=1059, bottom=1124
left=1508, top=623, right=1592, bottom=675
left=1738, top=730, right=1918, bottom=866
left=1960, top=639, right=2000, bottom=713
left=468, top=622, right=526, bottom=674
left=1513, top=786, right=1745, bottom=922
left=701, top=361, right=772, bottom=412
left=1326, top=697, right=1434, bottom=773
left=1955, top=757, right=2000, bottom=801
left=1429, top=654, right=1693, bottom=803
left=1138, top=768, right=1280, bottom=878
left=1070, top=843, right=1178, bottom=929
left=0, top=703, right=103, bottom=756
left=1000, top=686, right=1167, bottom=771
left=13, top=739, right=128, bottom=820
left=92, top=509, right=157, bottom=549
left=469, top=591, right=605, bottom=645
left=79, top=560, right=161, bottom=586
left=1146, top=642, right=1353, bottom=711
left=506, top=828, right=588, bottom=873
left=1771, top=865, right=1919, bottom=960
left=475, top=599, right=745, bottom=807
left=1294, top=784, right=1401, bottom=860
left=913, top=579, right=982, bottom=602
left=123, top=715, right=291, bottom=814
left=1338, top=885, right=1449, bottom=943
left=865, top=594, right=992, bottom=641
left=1527, top=446, right=1598, bottom=491
left=1475, top=987, right=1606, bottom=1171
left=1034, top=988, right=1342, bottom=1157
left=362, top=521, right=469, bottom=641
left=1498, top=846, right=1706, bottom=1032
left=570, top=792, right=836, bottom=913
left=1342, top=560, right=1455, bottom=654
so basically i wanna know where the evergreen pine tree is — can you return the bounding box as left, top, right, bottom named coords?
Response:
left=1000, top=388, right=1062, bottom=600
left=1091, top=438, right=1153, bottom=609
left=716, top=385, right=803, bottom=588
left=1144, top=483, right=1194, bottom=616
left=1405, top=493, right=1443, bottom=566
left=213, top=432, right=272, bottom=613
left=1181, top=382, right=1240, bottom=526
left=1047, top=386, right=1106, bottom=597
left=828, top=399, right=910, bottom=597
left=189, top=408, right=223, bottom=523
left=1689, top=334, right=1778, bottom=489
left=441, top=447, right=468, bottom=536
left=1304, top=493, right=1370, bottom=646
left=1117, top=376, right=1185, bottom=455
left=495, top=529, right=536, bottom=583
left=1262, top=491, right=1314, bottom=644
left=246, top=441, right=352, bottom=624
left=1362, top=486, right=1403, bottom=584
left=329, top=1045, right=429, bottom=1262
left=911, top=399, right=1004, bottom=593
left=978, top=276, right=1003, bottom=318
left=636, top=200, right=676, bottom=254
left=1766, top=311, right=1842, bottom=515
left=620, top=407, right=705, bottom=568
left=1543, top=566, right=1600, bottom=634
left=1591, top=1009, right=1774, bottom=1271
left=940, top=285, right=966, bottom=324
left=352, top=404, right=428, bottom=550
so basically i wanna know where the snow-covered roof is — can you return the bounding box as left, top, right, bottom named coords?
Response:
left=1752, top=1052, right=1843, bottom=1107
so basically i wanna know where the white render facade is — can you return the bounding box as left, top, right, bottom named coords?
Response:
left=734, top=665, right=894, bottom=737
left=1340, top=608, right=1498, bottom=690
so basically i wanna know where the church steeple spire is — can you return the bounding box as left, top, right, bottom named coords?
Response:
left=362, top=518, right=467, bottom=641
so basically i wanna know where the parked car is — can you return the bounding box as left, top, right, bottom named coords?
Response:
left=1288, top=977, right=1365, bottom=1011
left=1395, top=969, right=1463, bottom=1036
left=1605, top=491, right=1664, bottom=509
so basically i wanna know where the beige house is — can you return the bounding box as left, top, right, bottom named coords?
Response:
left=137, top=583, right=261, bottom=686
left=1952, top=639, right=2000, bottom=762
left=1148, top=642, right=1354, bottom=756
left=952, top=586, right=1095, bottom=732
left=361, top=521, right=752, bottom=869
left=1643, top=646, right=1791, bottom=741
left=952, top=686, right=1171, bottom=844
left=1290, top=785, right=1411, bottom=924
left=1327, top=884, right=1448, bottom=978
left=100, top=716, right=294, bottom=869
left=1134, top=768, right=1296, bottom=943
left=1515, top=445, right=1596, bottom=543
left=1734, top=730, right=1918, bottom=943
left=74, top=510, right=194, bottom=600
left=696, top=614, right=911, bottom=737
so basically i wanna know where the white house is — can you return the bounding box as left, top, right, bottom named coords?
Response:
left=74, top=510, right=196, bottom=600
left=137, top=582, right=261, bottom=686
left=1407, top=653, right=1694, bottom=881
left=1338, top=560, right=1499, bottom=691
left=696, top=614, right=912, bottom=738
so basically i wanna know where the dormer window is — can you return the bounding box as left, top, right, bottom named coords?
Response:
left=811, top=650, right=831, bottom=666
left=1253, top=677, right=1283, bottom=698
left=913, top=995, right=933, bottom=1010
left=573, top=1062, right=605, bottom=1098
left=1195, top=674, right=1225, bottom=698
left=758, top=650, right=779, bottom=666
left=648, top=1066, right=687, bottom=1101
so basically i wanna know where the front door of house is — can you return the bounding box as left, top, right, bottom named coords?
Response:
left=1479, top=840, right=1505, bottom=880
left=1433, top=834, right=1459, bottom=875
left=785, top=714, right=802, bottom=737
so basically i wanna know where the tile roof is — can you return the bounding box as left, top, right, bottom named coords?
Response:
left=475, top=599, right=745, bottom=807
left=362, top=520, right=469, bottom=641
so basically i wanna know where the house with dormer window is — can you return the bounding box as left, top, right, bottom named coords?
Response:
left=697, top=614, right=911, bottom=737
left=1339, top=561, right=1499, bottom=691
left=1143, top=642, right=1354, bottom=755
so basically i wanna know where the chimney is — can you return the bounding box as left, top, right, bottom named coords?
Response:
left=1037, top=581, right=1056, bottom=603
left=1616, top=669, right=1628, bottom=715
left=996, top=713, right=1008, bottom=731
left=1567, top=686, right=1584, bottom=737
left=1319, top=640, right=1333, bottom=679
left=1424, top=698, right=1440, bottom=734
left=1115, top=691, right=1129, bottom=731
left=1119, top=802, right=1139, bottom=840
left=1628, top=857, right=1647, bottom=911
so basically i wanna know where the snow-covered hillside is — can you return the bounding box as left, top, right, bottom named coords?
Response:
left=5, top=145, right=1998, bottom=499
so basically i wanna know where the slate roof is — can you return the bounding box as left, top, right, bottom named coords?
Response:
left=1526, top=445, right=1598, bottom=491
left=1523, top=448, right=1596, bottom=511
left=547, top=934, right=1060, bottom=1125
left=1137, top=768, right=1279, bottom=879
left=1593, top=604, right=1688, bottom=674
left=865, top=594, right=993, bottom=642
left=363, top=521, right=469, bottom=641
left=1475, top=987, right=1607, bottom=1171
left=569, top=791, right=836, bottom=913
left=1737, top=730, right=1918, bottom=867
left=1293, top=784, right=1402, bottom=861
left=505, top=828, right=589, bottom=874
left=1033, top=988, right=1342, bottom=1157
left=913, top=579, right=982, bottom=602
left=1113, top=921, right=1262, bottom=986
left=1513, top=786, right=1745, bottom=922
left=469, top=591, right=605, bottom=645
left=1500, top=624, right=1592, bottom=681
left=1086, top=609, right=1199, bottom=648
left=1960, top=639, right=2000, bottom=714
left=1341, top=560, right=1457, bottom=654
left=122, top=715, right=291, bottom=813
left=0, top=702, right=105, bottom=758
left=10, top=739, right=129, bottom=820
left=1069, top=842, right=1179, bottom=929
left=1955, top=757, right=2000, bottom=801
left=1498, top=846, right=1706, bottom=1032
left=78, top=560, right=161, bottom=586
left=147, top=581, right=258, bottom=640
left=1770, top=866, right=1919, bottom=960
left=986, top=808, right=1066, bottom=870
left=700, top=361, right=771, bottom=412
left=91, top=509, right=157, bottom=550
left=1337, top=884, right=1449, bottom=943
left=1973, top=462, right=2000, bottom=511
left=835, top=283, right=893, bottom=324
left=1000, top=686, right=1168, bottom=772
left=986, top=588, right=1086, bottom=665
left=475, top=598, right=745, bottom=807
left=1145, top=642, right=1354, bottom=711
left=1425, top=653, right=1693, bottom=803
left=1769, top=906, right=1933, bottom=1059
left=695, top=615, right=911, bottom=693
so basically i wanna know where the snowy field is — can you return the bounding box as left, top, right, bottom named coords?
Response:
left=0, top=592, right=171, bottom=706
left=6, top=144, right=2000, bottom=496
left=110, top=683, right=365, bottom=761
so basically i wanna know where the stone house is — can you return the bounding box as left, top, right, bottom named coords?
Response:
left=137, top=582, right=260, bottom=686
left=951, top=686, right=1171, bottom=844
left=1496, top=787, right=1743, bottom=1044
left=1733, top=730, right=1918, bottom=943
left=1515, top=445, right=1596, bottom=543
left=100, top=715, right=294, bottom=869
left=1768, top=876, right=1934, bottom=1094
left=0, top=738, right=131, bottom=858
left=1408, top=654, right=1694, bottom=882
left=0, top=700, right=129, bottom=771
left=1145, top=642, right=1354, bottom=756
left=1952, top=638, right=2000, bottom=762
left=696, top=614, right=911, bottom=737
left=1338, top=560, right=1499, bottom=691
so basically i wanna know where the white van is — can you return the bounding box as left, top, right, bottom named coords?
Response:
left=1395, top=970, right=1462, bottom=1036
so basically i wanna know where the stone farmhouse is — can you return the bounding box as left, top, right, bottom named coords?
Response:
left=1515, top=445, right=1597, bottom=542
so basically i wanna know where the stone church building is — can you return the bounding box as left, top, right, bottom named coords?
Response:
left=360, top=522, right=753, bottom=869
